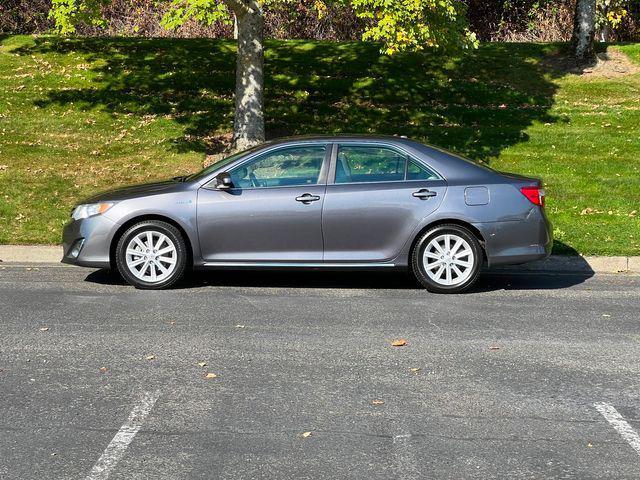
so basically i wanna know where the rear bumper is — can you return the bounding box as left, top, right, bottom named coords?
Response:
left=475, top=208, right=552, bottom=267
left=61, top=215, right=116, bottom=268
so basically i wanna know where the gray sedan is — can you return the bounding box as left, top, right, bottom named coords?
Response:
left=62, top=135, right=552, bottom=293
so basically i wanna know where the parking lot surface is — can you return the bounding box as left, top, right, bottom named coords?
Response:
left=1, top=265, right=639, bottom=479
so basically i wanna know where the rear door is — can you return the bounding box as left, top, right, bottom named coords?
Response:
left=321, top=143, right=447, bottom=262
left=197, top=144, right=329, bottom=262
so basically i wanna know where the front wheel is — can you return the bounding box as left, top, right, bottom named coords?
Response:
left=411, top=224, right=483, bottom=294
left=115, top=220, right=187, bottom=289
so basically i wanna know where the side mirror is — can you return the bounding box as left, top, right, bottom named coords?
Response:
left=215, top=172, right=233, bottom=190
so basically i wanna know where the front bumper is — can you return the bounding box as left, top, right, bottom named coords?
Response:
left=61, top=214, right=117, bottom=268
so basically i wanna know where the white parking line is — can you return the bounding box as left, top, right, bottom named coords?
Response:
left=594, top=402, right=640, bottom=456
left=86, top=391, right=161, bottom=480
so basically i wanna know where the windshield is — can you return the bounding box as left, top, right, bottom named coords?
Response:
left=187, top=144, right=264, bottom=181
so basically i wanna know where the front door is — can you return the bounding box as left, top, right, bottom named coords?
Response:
left=197, top=144, right=329, bottom=263
left=322, top=144, right=447, bottom=262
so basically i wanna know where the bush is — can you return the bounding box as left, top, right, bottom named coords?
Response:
left=0, top=0, right=53, bottom=34
left=1, top=0, right=639, bottom=41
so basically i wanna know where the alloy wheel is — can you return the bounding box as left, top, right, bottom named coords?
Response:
left=422, top=233, right=475, bottom=287
left=125, top=230, right=178, bottom=283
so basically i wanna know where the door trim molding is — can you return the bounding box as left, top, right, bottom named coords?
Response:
left=202, top=262, right=396, bottom=268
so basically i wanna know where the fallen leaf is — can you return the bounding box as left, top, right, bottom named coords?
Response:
left=391, top=339, right=407, bottom=347
left=602, top=314, right=611, bottom=317
left=39, top=326, right=49, bottom=332
left=410, top=367, right=421, bottom=373
left=235, top=324, right=245, bottom=328
left=205, top=372, right=218, bottom=379
left=489, top=346, right=500, bottom=351
left=372, top=399, right=385, bottom=405
left=198, top=361, right=207, bottom=368
left=587, top=442, right=593, bottom=448
left=99, top=367, right=108, bottom=373
left=302, top=431, right=312, bottom=438
left=145, top=354, right=156, bottom=361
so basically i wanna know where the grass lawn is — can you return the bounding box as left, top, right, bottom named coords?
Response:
left=0, top=35, right=638, bottom=255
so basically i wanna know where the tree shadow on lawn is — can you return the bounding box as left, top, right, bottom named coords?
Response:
left=16, top=37, right=565, bottom=164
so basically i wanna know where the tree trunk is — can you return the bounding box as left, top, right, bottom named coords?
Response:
left=571, top=0, right=596, bottom=62
left=232, top=6, right=264, bottom=151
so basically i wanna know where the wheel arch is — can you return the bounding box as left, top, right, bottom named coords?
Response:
left=408, top=218, right=487, bottom=264
left=109, top=214, right=194, bottom=270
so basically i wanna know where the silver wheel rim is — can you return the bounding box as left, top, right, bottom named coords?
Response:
left=423, top=234, right=474, bottom=287
left=125, top=230, right=177, bottom=283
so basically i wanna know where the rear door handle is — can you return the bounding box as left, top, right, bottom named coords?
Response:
left=412, top=189, right=437, bottom=200
left=295, top=193, right=321, bottom=204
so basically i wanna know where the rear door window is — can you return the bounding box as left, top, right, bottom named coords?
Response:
left=335, top=146, right=406, bottom=184
left=335, top=145, right=438, bottom=184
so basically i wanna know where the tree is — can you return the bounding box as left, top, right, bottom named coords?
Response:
left=50, top=0, right=477, bottom=150
left=596, top=0, right=630, bottom=42
left=571, top=0, right=597, bottom=62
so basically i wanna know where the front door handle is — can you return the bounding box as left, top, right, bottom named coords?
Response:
left=412, top=189, right=437, bottom=200
left=295, top=193, right=321, bottom=204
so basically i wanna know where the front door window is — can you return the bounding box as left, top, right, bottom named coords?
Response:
left=229, top=145, right=326, bottom=188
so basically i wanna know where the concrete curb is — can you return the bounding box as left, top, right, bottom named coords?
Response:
left=0, top=245, right=63, bottom=264
left=0, top=245, right=638, bottom=274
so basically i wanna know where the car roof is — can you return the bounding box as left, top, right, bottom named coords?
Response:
left=264, top=134, right=499, bottom=181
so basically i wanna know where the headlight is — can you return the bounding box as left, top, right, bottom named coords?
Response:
left=71, top=202, right=114, bottom=220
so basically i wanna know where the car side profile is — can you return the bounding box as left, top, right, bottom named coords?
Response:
left=62, top=135, right=552, bottom=293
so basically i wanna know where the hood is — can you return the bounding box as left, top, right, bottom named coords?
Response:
left=82, top=179, right=187, bottom=203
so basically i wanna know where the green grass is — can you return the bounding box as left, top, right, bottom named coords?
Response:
left=0, top=35, right=639, bottom=255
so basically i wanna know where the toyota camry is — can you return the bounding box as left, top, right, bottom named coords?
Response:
left=62, top=135, right=552, bottom=293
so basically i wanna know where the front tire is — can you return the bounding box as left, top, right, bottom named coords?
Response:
left=115, top=220, right=187, bottom=289
left=411, top=224, right=483, bottom=294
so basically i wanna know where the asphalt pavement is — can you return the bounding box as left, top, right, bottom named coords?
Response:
left=1, top=265, right=639, bottom=479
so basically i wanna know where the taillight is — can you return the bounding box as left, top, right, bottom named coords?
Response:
left=520, top=186, right=545, bottom=207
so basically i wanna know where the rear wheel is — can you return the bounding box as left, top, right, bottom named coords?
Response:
left=411, top=224, right=482, bottom=294
left=115, top=220, right=187, bottom=289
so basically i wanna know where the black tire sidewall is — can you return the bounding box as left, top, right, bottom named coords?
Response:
left=115, top=220, right=187, bottom=289
left=412, top=225, right=482, bottom=294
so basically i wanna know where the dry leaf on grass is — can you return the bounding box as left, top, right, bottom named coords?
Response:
left=145, top=354, right=156, bottom=361
left=410, top=367, right=421, bottom=373
left=39, top=327, right=49, bottom=332
left=235, top=324, right=245, bottom=328
left=205, top=372, right=218, bottom=379
left=489, top=346, right=500, bottom=351
left=99, top=367, right=108, bottom=373
left=391, top=339, right=407, bottom=347
left=372, top=399, right=385, bottom=405
left=302, top=431, right=312, bottom=438
left=198, top=361, right=207, bottom=368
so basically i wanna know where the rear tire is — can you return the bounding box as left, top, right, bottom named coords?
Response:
left=411, top=224, right=482, bottom=294
left=115, top=220, right=187, bottom=289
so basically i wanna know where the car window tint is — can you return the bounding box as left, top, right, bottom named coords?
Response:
left=335, top=146, right=407, bottom=184
left=229, top=146, right=325, bottom=188
left=407, top=159, right=439, bottom=180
